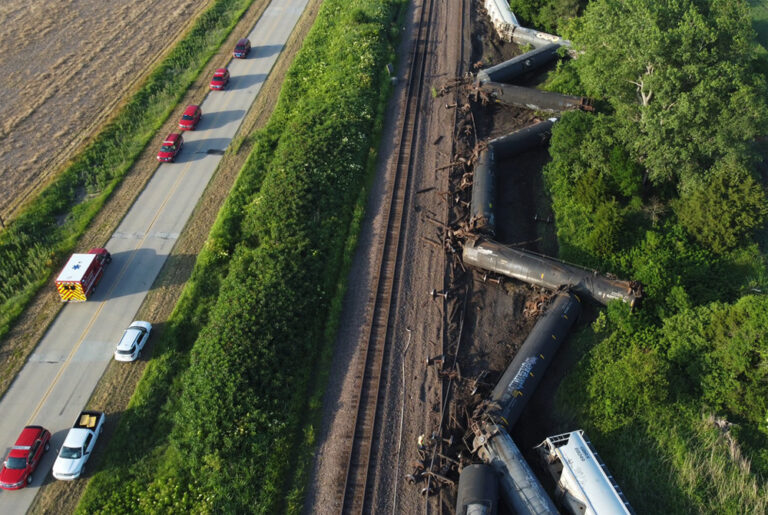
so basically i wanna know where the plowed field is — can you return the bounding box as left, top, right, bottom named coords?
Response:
left=0, top=0, right=212, bottom=220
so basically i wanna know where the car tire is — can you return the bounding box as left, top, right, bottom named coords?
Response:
left=44, top=442, right=50, bottom=452
left=99, top=426, right=104, bottom=435
left=27, top=475, right=32, bottom=484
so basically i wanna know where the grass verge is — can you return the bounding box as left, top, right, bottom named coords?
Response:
left=76, top=0, right=405, bottom=512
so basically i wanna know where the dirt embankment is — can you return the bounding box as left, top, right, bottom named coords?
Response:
left=0, top=0, right=213, bottom=222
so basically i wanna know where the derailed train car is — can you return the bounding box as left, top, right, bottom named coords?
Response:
left=536, top=430, right=634, bottom=514
left=482, top=0, right=568, bottom=47
left=472, top=422, right=559, bottom=515
left=489, top=291, right=581, bottom=428
left=463, top=237, right=642, bottom=307
left=456, top=464, right=500, bottom=515
left=470, top=120, right=556, bottom=235
left=476, top=43, right=563, bottom=85
left=482, top=81, right=593, bottom=112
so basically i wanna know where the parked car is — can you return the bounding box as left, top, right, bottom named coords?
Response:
left=233, top=38, right=251, bottom=58
left=52, top=411, right=105, bottom=480
left=114, top=321, right=152, bottom=362
left=210, top=68, right=230, bottom=90
left=0, top=426, right=51, bottom=490
left=157, top=133, right=183, bottom=162
left=178, top=104, right=202, bottom=130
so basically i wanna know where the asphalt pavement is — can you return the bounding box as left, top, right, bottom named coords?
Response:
left=0, top=0, right=308, bottom=511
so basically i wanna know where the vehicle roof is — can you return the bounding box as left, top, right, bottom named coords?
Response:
left=14, top=426, right=44, bottom=448
left=7, top=427, right=45, bottom=458
left=56, top=253, right=98, bottom=282
left=117, top=327, right=143, bottom=351
left=214, top=68, right=228, bottom=74
left=183, top=105, right=199, bottom=115
left=62, top=428, right=90, bottom=448
left=236, top=38, right=250, bottom=45
left=163, top=133, right=182, bottom=144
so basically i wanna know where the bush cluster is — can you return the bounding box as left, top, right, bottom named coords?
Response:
left=540, top=0, right=768, bottom=511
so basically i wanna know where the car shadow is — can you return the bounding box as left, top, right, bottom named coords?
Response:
left=197, top=109, right=246, bottom=130
left=227, top=73, right=267, bottom=91
left=35, top=428, right=70, bottom=487
left=249, top=43, right=284, bottom=59
left=174, top=137, right=232, bottom=163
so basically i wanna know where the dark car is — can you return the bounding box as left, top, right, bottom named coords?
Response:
left=178, top=105, right=202, bottom=131
left=157, top=133, right=183, bottom=162
left=0, top=426, right=51, bottom=490
left=233, top=38, right=251, bottom=58
left=210, top=68, right=230, bottom=90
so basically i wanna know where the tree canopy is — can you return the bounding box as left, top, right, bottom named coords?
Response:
left=565, top=0, right=768, bottom=187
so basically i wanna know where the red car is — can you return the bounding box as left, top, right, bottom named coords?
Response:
left=0, top=426, right=51, bottom=490
left=157, top=133, right=183, bottom=162
left=233, top=38, right=251, bottom=58
left=178, top=105, right=202, bottom=130
left=210, top=68, right=230, bottom=90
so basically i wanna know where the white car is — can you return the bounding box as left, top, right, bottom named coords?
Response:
left=52, top=411, right=105, bottom=480
left=114, top=321, right=152, bottom=362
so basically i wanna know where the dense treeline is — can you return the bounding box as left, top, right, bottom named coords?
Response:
left=0, top=0, right=254, bottom=341
left=538, top=0, right=768, bottom=511
left=508, top=0, right=586, bottom=32
left=77, top=0, right=403, bottom=512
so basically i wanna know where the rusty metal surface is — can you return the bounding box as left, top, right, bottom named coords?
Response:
left=463, top=238, right=642, bottom=306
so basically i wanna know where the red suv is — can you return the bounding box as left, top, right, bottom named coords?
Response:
left=0, top=426, right=51, bottom=490
left=178, top=105, right=202, bottom=130
left=210, top=68, right=230, bottom=90
left=233, top=38, right=251, bottom=58
left=157, top=133, right=183, bottom=162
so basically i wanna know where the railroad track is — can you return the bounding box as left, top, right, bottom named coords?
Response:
left=337, top=0, right=437, bottom=512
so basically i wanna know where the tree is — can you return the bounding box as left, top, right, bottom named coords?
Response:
left=565, top=0, right=768, bottom=187
left=674, top=159, right=768, bottom=254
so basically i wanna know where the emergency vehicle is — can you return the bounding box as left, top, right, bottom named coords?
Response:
left=55, top=248, right=111, bottom=302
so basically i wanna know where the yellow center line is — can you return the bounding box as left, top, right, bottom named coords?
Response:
left=25, top=60, right=245, bottom=426
left=25, top=161, right=193, bottom=425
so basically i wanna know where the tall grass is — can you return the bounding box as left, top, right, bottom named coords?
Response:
left=0, top=0, right=255, bottom=341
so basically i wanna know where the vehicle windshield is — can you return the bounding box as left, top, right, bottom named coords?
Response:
left=5, top=457, right=26, bottom=469
left=161, top=145, right=176, bottom=152
left=59, top=446, right=82, bottom=459
left=182, top=114, right=195, bottom=120
left=236, top=45, right=246, bottom=50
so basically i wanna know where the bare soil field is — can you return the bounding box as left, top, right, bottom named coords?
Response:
left=0, top=0, right=214, bottom=221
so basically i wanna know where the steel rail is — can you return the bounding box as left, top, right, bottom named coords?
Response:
left=338, top=0, right=437, bottom=512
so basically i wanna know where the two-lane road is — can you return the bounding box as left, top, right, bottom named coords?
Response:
left=0, top=0, right=308, bottom=512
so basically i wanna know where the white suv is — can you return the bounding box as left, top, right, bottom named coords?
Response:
left=114, top=321, right=152, bottom=362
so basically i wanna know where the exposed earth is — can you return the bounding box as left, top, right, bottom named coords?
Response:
left=0, top=0, right=214, bottom=221
left=306, top=0, right=588, bottom=513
